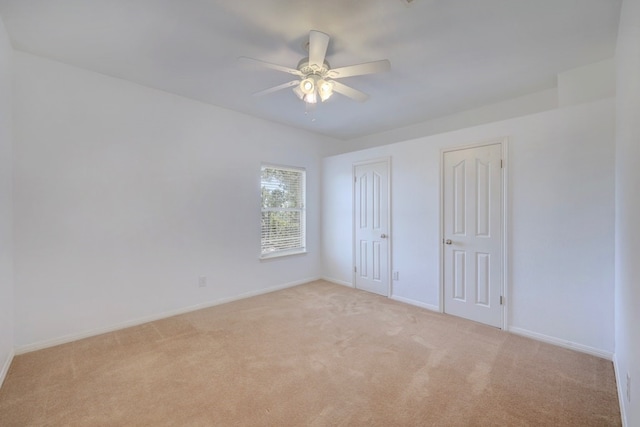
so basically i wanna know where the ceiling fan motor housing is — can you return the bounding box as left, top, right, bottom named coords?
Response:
left=297, top=58, right=331, bottom=77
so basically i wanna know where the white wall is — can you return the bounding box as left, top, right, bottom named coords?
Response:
left=0, top=15, right=14, bottom=385
left=12, top=52, right=338, bottom=350
left=322, top=99, right=615, bottom=355
left=558, top=58, right=616, bottom=107
left=344, top=88, right=558, bottom=152
left=345, top=58, right=616, bottom=154
left=614, top=0, right=640, bottom=424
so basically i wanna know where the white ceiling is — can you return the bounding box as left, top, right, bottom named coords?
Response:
left=0, top=0, right=622, bottom=140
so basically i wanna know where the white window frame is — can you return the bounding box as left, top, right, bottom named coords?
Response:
left=260, top=164, right=307, bottom=259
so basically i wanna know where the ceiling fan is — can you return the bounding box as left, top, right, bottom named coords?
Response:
left=239, top=30, right=391, bottom=104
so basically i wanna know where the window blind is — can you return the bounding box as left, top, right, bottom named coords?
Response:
left=260, top=165, right=306, bottom=257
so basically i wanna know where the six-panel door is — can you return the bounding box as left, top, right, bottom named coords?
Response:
left=443, top=144, right=502, bottom=328
left=354, top=161, right=389, bottom=297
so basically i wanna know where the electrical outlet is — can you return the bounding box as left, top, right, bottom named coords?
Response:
left=627, top=373, right=631, bottom=403
left=393, top=271, right=399, bottom=281
left=198, top=276, right=207, bottom=288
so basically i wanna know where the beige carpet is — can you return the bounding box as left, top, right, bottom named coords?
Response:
left=0, top=280, right=621, bottom=426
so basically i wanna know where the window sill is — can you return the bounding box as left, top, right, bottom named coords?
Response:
left=260, top=249, right=307, bottom=261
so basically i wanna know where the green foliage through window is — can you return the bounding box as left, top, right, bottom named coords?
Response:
left=261, top=165, right=306, bottom=257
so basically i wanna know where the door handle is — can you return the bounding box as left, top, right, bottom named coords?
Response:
left=380, top=234, right=388, bottom=239
left=445, top=239, right=452, bottom=245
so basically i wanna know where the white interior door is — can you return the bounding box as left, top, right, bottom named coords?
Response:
left=354, top=161, right=389, bottom=296
left=443, top=143, right=503, bottom=328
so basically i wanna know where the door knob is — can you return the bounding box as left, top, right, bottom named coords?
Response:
left=380, top=234, right=387, bottom=238
left=445, top=239, right=452, bottom=245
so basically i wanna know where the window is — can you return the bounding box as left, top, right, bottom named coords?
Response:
left=260, top=164, right=306, bottom=258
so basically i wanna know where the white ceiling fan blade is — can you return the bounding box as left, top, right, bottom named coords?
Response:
left=308, top=30, right=330, bottom=70
left=252, top=80, right=300, bottom=97
left=331, top=81, right=369, bottom=102
left=238, top=56, right=303, bottom=77
left=327, top=59, right=391, bottom=79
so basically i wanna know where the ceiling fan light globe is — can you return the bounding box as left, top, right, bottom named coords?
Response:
left=304, top=92, right=318, bottom=104
left=293, top=85, right=305, bottom=100
left=320, top=91, right=333, bottom=102
left=300, top=78, right=315, bottom=95
left=318, top=79, right=333, bottom=102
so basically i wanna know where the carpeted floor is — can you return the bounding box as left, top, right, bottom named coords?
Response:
left=0, top=280, right=621, bottom=426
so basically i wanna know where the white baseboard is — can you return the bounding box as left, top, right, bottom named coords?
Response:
left=321, top=276, right=353, bottom=288
left=390, top=295, right=440, bottom=312
left=613, top=353, right=628, bottom=427
left=0, top=348, right=15, bottom=389
left=15, top=276, right=319, bottom=355
left=508, top=327, right=613, bottom=360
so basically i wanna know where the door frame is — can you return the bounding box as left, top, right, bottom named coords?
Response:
left=352, top=157, right=392, bottom=297
left=439, top=138, right=509, bottom=330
